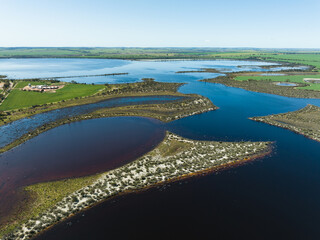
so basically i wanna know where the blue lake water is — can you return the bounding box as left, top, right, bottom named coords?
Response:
left=276, top=82, right=297, bottom=86
left=0, top=58, right=276, bottom=83
left=0, top=59, right=320, bottom=239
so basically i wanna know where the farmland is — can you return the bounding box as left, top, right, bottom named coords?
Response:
left=234, top=75, right=320, bottom=91
left=0, top=83, right=104, bottom=111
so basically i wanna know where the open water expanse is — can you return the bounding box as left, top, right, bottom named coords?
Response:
left=0, top=59, right=320, bottom=239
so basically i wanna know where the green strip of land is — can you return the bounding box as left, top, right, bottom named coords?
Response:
left=202, top=75, right=320, bottom=98
left=235, top=75, right=320, bottom=91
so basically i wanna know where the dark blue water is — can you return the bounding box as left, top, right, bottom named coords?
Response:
left=1, top=59, right=320, bottom=239
left=35, top=81, right=320, bottom=240
left=0, top=95, right=182, bottom=148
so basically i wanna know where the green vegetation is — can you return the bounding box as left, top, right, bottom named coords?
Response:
left=0, top=79, right=184, bottom=126
left=251, top=53, right=320, bottom=71
left=235, top=75, right=320, bottom=91
left=203, top=75, right=320, bottom=98
left=251, top=104, right=320, bottom=142
left=0, top=47, right=260, bottom=59
left=206, top=52, right=320, bottom=71
left=0, top=83, right=104, bottom=111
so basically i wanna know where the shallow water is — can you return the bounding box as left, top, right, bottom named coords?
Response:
left=1, top=59, right=320, bottom=239
left=276, top=82, right=297, bottom=86
left=0, top=58, right=277, bottom=83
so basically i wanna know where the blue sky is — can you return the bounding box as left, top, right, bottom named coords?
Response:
left=0, top=0, right=319, bottom=48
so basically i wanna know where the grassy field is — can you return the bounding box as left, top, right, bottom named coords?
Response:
left=0, top=83, right=104, bottom=111
left=235, top=75, right=320, bottom=91
left=211, top=52, right=320, bottom=71
left=258, top=53, right=320, bottom=70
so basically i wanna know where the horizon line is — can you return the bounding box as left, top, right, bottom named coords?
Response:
left=0, top=46, right=320, bottom=50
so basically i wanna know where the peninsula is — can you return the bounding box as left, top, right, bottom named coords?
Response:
left=250, top=104, right=320, bottom=142
left=1, top=132, right=272, bottom=240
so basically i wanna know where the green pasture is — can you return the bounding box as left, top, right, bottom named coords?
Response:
left=0, top=83, right=104, bottom=111
left=235, top=74, right=320, bottom=91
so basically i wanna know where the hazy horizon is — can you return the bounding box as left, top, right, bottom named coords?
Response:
left=0, top=47, right=320, bottom=49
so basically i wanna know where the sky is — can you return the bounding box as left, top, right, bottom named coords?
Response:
left=0, top=0, right=319, bottom=48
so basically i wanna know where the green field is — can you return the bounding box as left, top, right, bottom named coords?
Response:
left=253, top=54, right=320, bottom=71
left=208, top=52, right=320, bottom=70
left=0, top=83, right=104, bottom=111
left=235, top=75, right=320, bottom=91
